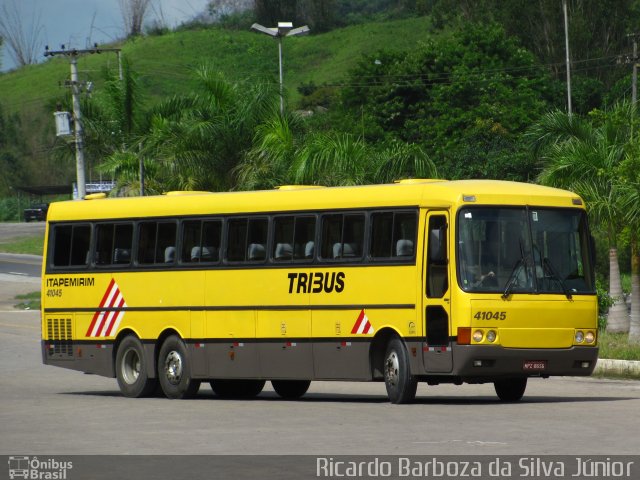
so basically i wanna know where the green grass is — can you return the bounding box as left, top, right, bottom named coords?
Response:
left=0, top=236, right=44, bottom=255
left=14, top=291, right=40, bottom=311
left=0, top=16, right=437, bottom=113
left=598, top=331, right=640, bottom=361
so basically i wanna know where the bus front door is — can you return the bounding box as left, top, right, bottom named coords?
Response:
left=422, top=211, right=453, bottom=373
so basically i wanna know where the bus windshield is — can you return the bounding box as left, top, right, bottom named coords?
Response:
left=457, top=207, right=595, bottom=295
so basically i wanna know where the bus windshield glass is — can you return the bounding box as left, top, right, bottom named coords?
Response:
left=457, top=207, right=595, bottom=295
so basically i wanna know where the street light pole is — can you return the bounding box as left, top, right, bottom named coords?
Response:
left=250, top=21, right=310, bottom=116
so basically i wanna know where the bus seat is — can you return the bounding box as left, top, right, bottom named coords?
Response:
left=164, top=246, right=176, bottom=263
left=275, top=243, right=293, bottom=260
left=113, top=248, right=130, bottom=264
left=396, top=239, right=414, bottom=256
left=248, top=243, right=266, bottom=261
left=305, top=241, right=315, bottom=258
left=191, top=246, right=216, bottom=262
left=190, top=246, right=202, bottom=261
left=333, top=242, right=357, bottom=258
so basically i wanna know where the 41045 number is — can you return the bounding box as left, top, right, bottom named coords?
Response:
left=474, top=311, right=506, bottom=321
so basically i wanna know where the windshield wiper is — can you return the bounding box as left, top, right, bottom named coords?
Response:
left=501, top=258, right=524, bottom=299
left=542, top=257, right=573, bottom=300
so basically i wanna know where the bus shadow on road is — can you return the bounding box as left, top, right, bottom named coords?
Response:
left=59, top=390, right=634, bottom=405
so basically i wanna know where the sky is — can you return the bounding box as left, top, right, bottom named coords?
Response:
left=1, top=0, right=211, bottom=71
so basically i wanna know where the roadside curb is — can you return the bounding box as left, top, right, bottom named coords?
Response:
left=594, top=358, right=640, bottom=378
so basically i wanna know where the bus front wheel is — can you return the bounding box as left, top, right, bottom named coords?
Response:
left=115, top=336, right=157, bottom=398
left=383, top=337, right=417, bottom=404
left=158, top=335, right=200, bottom=399
left=494, top=378, right=527, bottom=402
left=271, top=380, right=311, bottom=399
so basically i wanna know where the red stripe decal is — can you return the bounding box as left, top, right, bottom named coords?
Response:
left=85, top=278, right=116, bottom=337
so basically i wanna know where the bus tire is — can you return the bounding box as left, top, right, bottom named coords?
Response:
left=494, top=378, right=527, bottom=402
left=158, top=335, right=200, bottom=399
left=210, top=379, right=265, bottom=398
left=271, top=380, right=311, bottom=399
left=115, top=336, right=157, bottom=398
left=384, top=337, right=417, bottom=404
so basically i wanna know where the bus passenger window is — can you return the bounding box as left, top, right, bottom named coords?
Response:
left=321, top=213, right=364, bottom=261
left=247, top=218, right=267, bottom=262
left=273, top=217, right=294, bottom=261
left=95, top=223, right=133, bottom=266
left=181, top=221, right=201, bottom=263
left=273, top=216, right=315, bottom=261
left=201, top=221, right=221, bottom=262
left=52, top=224, right=91, bottom=268
left=226, top=218, right=267, bottom=262
left=137, top=222, right=177, bottom=265
left=370, top=211, right=417, bottom=259
left=294, top=217, right=315, bottom=260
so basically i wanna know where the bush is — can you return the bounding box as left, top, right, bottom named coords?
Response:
left=0, top=197, right=20, bottom=222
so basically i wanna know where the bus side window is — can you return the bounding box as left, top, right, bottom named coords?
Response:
left=137, top=222, right=177, bottom=265
left=273, top=215, right=316, bottom=261
left=181, top=221, right=201, bottom=263
left=370, top=211, right=417, bottom=259
left=227, top=218, right=267, bottom=263
left=95, top=223, right=133, bottom=266
left=321, top=213, right=364, bottom=261
left=294, top=216, right=316, bottom=260
left=52, top=224, right=91, bottom=268
left=201, top=220, right=221, bottom=262
left=426, top=215, right=448, bottom=298
left=273, top=216, right=294, bottom=261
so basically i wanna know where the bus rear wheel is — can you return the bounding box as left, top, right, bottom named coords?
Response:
left=158, top=335, right=200, bottom=399
left=494, top=378, right=527, bottom=402
left=210, top=380, right=265, bottom=398
left=271, top=380, right=311, bottom=399
left=383, top=337, right=417, bottom=404
left=116, top=336, right=157, bottom=398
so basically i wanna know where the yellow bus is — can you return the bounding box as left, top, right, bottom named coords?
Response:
left=41, top=179, right=598, bottom=403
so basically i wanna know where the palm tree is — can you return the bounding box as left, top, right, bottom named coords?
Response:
left=101, top=66, right=281, bottom=193
left=529, top=106, right=630, bottom=333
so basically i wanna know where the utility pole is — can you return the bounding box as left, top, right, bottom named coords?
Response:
left=562, top=0, right=572, bottom=115
left=44, top=45, right=121, bottom=199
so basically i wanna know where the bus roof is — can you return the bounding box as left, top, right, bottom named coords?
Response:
left=46, top=180, right=584, bottom=222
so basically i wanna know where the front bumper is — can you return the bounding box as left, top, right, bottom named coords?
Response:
left=451, top=344, right=598, bottom=380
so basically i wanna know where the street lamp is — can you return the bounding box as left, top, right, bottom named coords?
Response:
left=250, top=21, right=310, bottom=115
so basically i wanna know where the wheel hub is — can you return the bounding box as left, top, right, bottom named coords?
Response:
left=385, top=351, right=399, bottom=386
left=164, top=350, right=183, bottom=385
left=122, top=348, right=141, bottom=385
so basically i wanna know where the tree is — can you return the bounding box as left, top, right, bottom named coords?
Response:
left=337, top=22, right=559, bottom=181
left=101, top=66, right=281, bottom=194
left=119, top=0, right=153, bottom=38
left=618, top=106, right=640, bottom=342
left=529, top=105, right=632, bottom=333
left=0, top=0, right=43, bottom=68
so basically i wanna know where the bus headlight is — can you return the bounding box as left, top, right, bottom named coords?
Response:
left=486, top=330, right=497, bottom=343
left=473, top=330, right=484, bottom=342
left=585, top=331, right=595, bottom=344
left=575, top=331, right=584, bottom=343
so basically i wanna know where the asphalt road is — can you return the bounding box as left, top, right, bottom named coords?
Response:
left=1, top=310, right=639, bottom=457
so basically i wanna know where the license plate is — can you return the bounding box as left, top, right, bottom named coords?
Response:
left=523, top=360, right=547, bottom=371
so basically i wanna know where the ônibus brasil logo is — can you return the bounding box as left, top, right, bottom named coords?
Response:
left=8, top=456, right=72, bottom=479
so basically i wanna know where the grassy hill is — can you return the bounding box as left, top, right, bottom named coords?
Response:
left=0, top=16, right=435, bottom=113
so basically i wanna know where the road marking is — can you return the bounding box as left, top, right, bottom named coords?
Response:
left=8, top=271, right=29, bottom=276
